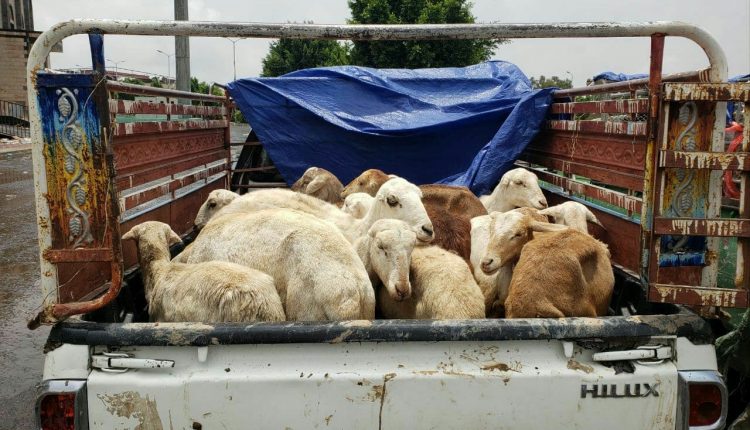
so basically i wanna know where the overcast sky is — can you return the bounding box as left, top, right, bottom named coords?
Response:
left=34, top=0, right=750, bottom=86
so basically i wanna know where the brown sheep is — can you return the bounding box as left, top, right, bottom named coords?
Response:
left=291, top=167, right=344, bottom=206
left=480, top=211, right=614, bottom=318
left=341, top=169, right=487, bottom=263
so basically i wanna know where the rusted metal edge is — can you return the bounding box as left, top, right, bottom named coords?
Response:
left=653, top=217, right=750, bottom=237
left=663, top=82, right=750, bottom=102
left=46, top=311, right=714, bottom=346
left=659, top=149, right=750, bottom=171
left=519, top=152, right=644, bottom=191
left=527, top=131, right=647, bottom=174
left=550, top=99, right=649, bottom=114
left=649, top=284, right=748, bottom=308
left=554, top=70, right=710, bottom=98
left=43, top=248, right=114, bottom=263
left=108, top=99, right=227, bottom=116
left=531, top=167, right=643, bottom=213
left=232, top=182, right=289, bottom=189
left=113, top=119, right=228, bottom=136
left=107, top=81, right=224, bottom=102
left=547, top=119, right=647, bottom=136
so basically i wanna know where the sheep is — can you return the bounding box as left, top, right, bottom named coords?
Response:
left=181, top=208, right=376, bottom=321
left=539, top=201, right=603, bottom=234
left=194, top=189, right=239, bottom=230
left=470, top=207, right=548, bottom=317
left=342, top=192, right=374, bottom=219
left=291, top=166, right=344, bottom=206
left=340, top=169, right=487, bottom=262
left=354, top=219, right=416, bottom=301
left=122, top=221, right=285, bottom=323
left=202, top=178, right=435, bottom=245
left=480, top=168, right=548, bottom=213
left=341, top=168, right=391, bottom=199
left=480, top=211, right=614, bottom=318
left=378, top=245, right=485, bottom=320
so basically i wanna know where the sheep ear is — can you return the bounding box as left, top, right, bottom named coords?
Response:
left=499, top=176, right=510, bottom=187
left=305, top=176, right=327, bottom=194
left=538, top=206, right=561, bottom=218
left=122, top=229, right=137, bottom=241
left=387, top=174, right=398, bottom=179
left=529, top=221, right=567, bottom=233
left=585, top=209, right=605, bottom=228
left=167, top=230, right=183, bottom=246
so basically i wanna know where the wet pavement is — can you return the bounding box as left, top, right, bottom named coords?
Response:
left=0, top=150, right=49, bottom=429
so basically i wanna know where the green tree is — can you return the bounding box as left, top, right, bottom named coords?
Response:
left=530, top=75, right=572, bottom=89
left=261, top=38, right=350, bottom=77
left=150, top=76, right=163, bottom=88
left=348, top=0, right=502, bottom=68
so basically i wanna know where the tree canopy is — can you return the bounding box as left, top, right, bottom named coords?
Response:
left=261, top=38, right=350, bottom=77
left=530, top=75, right=572, bottom=89
left=348, top=0, right=502, bottom=68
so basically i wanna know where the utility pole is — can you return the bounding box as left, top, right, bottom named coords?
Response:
left=107, top=58, right=125, bottom=81
left=225, top=38, right=243, bottom=81
left=174, top=0, right=190, bottom=95
left=156, top=50, right=174, bottom=87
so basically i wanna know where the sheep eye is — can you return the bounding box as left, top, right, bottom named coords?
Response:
left=386, top=196, right=398, bottom=207
left=515, top=180, right=524, bottom=186
left=208, top=201, right=217, bottom=209
left=513, top=232, right=522, bottom=238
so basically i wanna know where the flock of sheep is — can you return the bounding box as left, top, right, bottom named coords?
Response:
left=123, top=166, right=615, bottom=323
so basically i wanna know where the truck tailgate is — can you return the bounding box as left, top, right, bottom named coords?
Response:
left=86, top=340, right=678, bottom=429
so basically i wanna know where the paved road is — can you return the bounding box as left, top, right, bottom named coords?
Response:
left=0, top=150, right=49, bottom=429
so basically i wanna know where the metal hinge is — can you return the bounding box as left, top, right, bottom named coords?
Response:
left=592, top=345, right=672, bottom=364
left=91, top=352, right=175, bottom=373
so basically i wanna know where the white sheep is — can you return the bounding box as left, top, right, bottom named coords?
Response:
left=202, top=177, right=435, bottom=245
left=354, top=219, right=416, bottom=301
left=342, top=192, right=374, bottom=219
left=539, top=201, right=603, bottom=234
left=181, top=208, right=375, bottom=321
left=123, top=221, right=285, bottom=323
left=480, top=211, right=614, bottom=318
left=377, top=243, right=485, bottom=320
left=480, top=168, right=548, bottom=212
left=194, top=189, right=239, bottom=230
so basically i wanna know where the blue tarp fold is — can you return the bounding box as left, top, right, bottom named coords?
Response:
left=591, top=71, right=648, bottom=82
left=228, top=61, right=554, bottom=195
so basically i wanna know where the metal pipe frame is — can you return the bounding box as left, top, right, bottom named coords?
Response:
left=26, top=20, right=730, bottom=314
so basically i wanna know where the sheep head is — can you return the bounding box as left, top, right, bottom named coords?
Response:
left=480, top=211, right=566, bottom=275
left=122, top=221, right=182, bottom=246
left=194, top=189, right=239, bottom=230
left=341, top=168, right=391, bottom=199
left=291, top=166, right=344, bottom=204
left=539, top=201, right=604, bottom=234
left=342, top=192, right=374, bottom=219
left=470, top=215, right=492, bottom=269
left=496, top=168, right=548, bottom=210
left=372, top=177, right=434, bottom=244
left=367, top=219, right=417, bottom=301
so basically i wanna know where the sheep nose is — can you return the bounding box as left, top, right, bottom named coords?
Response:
left=538, top=199, right=548, bottom=208
left=481, top=258, right=494, bottom=269
left=421, top=225, right=434, bottom=236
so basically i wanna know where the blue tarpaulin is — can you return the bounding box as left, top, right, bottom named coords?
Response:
left=591, top=71, right=648, bottom=82
left=228, top=61, right=554, bottom=195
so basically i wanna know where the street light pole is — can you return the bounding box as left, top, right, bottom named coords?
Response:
left=106, top=58, right=125, bottom=81
left=565, top=70, right=574, bottom=86
left=225, top=38, right=243, bottom=81
left=156, top=49, right=175, bottom=88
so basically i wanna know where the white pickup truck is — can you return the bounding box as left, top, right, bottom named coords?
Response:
left=28, top=20, right=749, bottom=429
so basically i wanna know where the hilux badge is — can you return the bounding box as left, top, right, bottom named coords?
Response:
left=580, top=383, right=660, bottom=398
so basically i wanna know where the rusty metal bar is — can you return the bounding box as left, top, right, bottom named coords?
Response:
left=519, top=152, right=644, bottom=191
left=549, top=99, right=649, bottom=114
left=736, top=103, right=750, bottom=290
left=532, top=168, right=643, bottom=213
left=642, top=33, right=665, bottom=283
left=659, top=150, right=750, bottom=170
left=108, top=99, right=227, bottom=116
left=43, top=248, right=114, bottom=263
left=554, top=70, right=710, bottom=98
left=229, top=166, right=278, bottom=173
left=653, top=217, right=750, bottom=237
left=664, top=83, right=750, bottom=102
left=547, top=119, right=647, bottom=136
left=107, top=81, right=224, bottom=102
left=527, top=131, right=647, bottom=174
left=113, top=119, right=229, bottom=136
left=649, top=284, right=748, bottom=308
